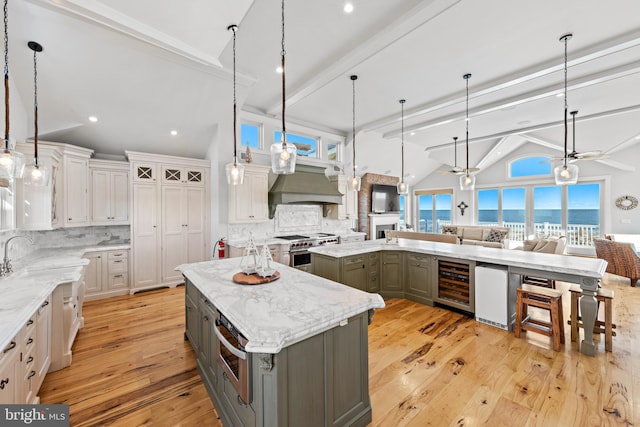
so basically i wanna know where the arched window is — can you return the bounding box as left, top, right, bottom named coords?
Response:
left=509, top=156, right=552, bottom=178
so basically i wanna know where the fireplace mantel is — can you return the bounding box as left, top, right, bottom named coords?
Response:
left=368, top=213, right=400, bottom=240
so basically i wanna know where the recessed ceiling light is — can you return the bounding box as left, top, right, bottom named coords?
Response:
left=88, top=116, right=98, bottom=123
left=276, top=66, right=283, bottom=74
left=635, top=135, right=640, bottom=140
left=410, top=132, right=415, bottom=136
left=170, top=130, right=178, bottom=136
left=344, top=2, right=354, bottom=13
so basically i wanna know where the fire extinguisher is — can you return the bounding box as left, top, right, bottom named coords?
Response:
left=214, top=238, right=226, bottom=259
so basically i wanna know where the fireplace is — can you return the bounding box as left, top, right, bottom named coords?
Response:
left=368, top=214, right=400, bottom=240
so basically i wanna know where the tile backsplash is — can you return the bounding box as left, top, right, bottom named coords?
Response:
left=227, top=204, right=351, bottom=242
left=0, top=225, right=130, bottom=262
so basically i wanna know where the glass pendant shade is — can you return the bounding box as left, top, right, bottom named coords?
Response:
left=554, top=163, right=578, bottom=185
left=270, top=139, right=297, bottom=174
left=397, top=181, right=408, bottom=195
left=225, top=157, right=245, bottom=185
left=23, top=164, right=50, bottom=186
left=459, top=173, right=476, bottom=191
left=0, top=147, right=24, bottom=180
left=350, top=175, right=361, bottom=192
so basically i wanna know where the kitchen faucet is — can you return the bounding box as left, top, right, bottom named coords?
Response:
left=1, top=235, right=34, bottom=276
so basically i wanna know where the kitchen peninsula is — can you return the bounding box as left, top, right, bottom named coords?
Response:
left=310, top=239, right=608, bottom=356
left=177, top=258, right=384, bottom=427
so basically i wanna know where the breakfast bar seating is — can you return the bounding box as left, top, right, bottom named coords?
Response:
left=514, top=284, right=565, bottom=351
left=568, top=284, right=616, bottom=352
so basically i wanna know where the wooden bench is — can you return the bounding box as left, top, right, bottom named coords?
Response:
left=567, top=284, right=615, bottom=352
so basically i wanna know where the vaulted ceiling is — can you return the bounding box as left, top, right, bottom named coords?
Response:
left=7, top=0, right=640, bottom=183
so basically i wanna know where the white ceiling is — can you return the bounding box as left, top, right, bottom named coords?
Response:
left=7, top=0, right=640, bottom=181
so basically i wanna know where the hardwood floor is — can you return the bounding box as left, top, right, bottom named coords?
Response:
left=40, top=274, right=639, bottom=426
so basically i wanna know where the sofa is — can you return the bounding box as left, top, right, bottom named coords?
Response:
left=388, top=230, right=458, bottom=244
left=441, top=225, right=510, bottom=248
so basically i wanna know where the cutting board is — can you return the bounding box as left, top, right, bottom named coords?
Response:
left=232, top=271, right=280, bottom=285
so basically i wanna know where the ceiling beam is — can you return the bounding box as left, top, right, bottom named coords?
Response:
left=266, top=0, right=463, bottom=116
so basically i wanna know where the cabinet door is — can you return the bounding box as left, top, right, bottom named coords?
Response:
left=90, top=169, right=110, bottom=223
left=161, top=186, right=187, bottom=283
left=342, top=255, right=367, bottom=291
left=84, top=252, right=103, bottom=294
left=381, top=252, right=403, bottom=291
left=229, top=170, right=268, bottom=223
left=406, top=253, right=433, bottom=299
left=0, top=340, right=21, bottom=404
left=35, top=297, right=51, bottom=393
left=367, top=252, right=380, bottom=292
left=185, top=187, right=206, bottom=263
left=64, top=157, right=88, bottom=225
left=132, top=184, right=159, bottom=289
left=111, top=171, right=129, bottom=222
left=133, top=162, right=157, bottom=183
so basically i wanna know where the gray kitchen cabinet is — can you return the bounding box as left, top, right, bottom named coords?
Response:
left=367, top=252, right=380, bottom=292
left=405, top=252, right=436, bottom=305
left=184, top=278, right=372, bottom=427
left=342, top=254, right=367, bottom=291
left=312, top=253, right=339, bottom=282
left=381, top=251, right=403, bottom=295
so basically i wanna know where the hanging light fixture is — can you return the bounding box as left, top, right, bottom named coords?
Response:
left=23, top=41, right=50, bottom=186
left=270, top=0, right=297, bottom=174
left=349, top=75, right=360, bottom=191
left=460, top=73, right=476, bottom=191
left=554, top=33, right=579, bottom=185
left=224, top=25, right=245, bottom=185
left=0, top=0, right=24, bottom=180
left=397, top=99, right=408, bottom=195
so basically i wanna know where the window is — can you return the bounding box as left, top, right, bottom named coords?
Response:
left=478, top=189, right=498, bottom=224
left=509, top=156, right=552, bottom=178
left=274, top=131, right=318, bottom=159
left=241, top=122, right=262, bottom=149
left=326, top=141, right=338, bottom=161
left=567, top=183, right=600, bottom=246
left=533, top=186, right=562, bottom=237
left=415, top=189, right=452, bottom=233
left=399, top=195, right=405, bottom=227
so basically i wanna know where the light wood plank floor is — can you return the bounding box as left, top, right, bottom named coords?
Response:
left=40, top=274, right=639, bottom=426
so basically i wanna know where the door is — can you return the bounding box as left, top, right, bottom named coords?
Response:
left=84, top=252, right=103, bottom=294
left=90, top=169, right=110, bottom=223
left=185, top=187, right=205, bottom=263
left=162, top=186, right=186, bottom=283
left=133, top=184, right=159, bottom=289
left=111, top=171, right=129, bottom=222
left=64, top=157, right=88, bottom=225
left=342, top=255, right=366, bottom=291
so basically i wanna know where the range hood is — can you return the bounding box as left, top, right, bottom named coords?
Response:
left=268, top=165, right=343, bottom=218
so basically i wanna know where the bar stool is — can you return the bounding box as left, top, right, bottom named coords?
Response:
left=514, top=284, right=565, bottom=351
left=568, top=284, right=615, bottom=352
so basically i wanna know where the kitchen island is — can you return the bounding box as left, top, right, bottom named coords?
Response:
left=177, top=258, right=385, bottom=427
left=309, top=239, right=608, bottom=356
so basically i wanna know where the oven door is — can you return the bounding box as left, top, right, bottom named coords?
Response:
left=214, top=313, right=251, bottom=404
left=290, top=250, right=312, bottom=271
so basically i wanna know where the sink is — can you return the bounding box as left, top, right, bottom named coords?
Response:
left=97, top=239, right=130, bottom=246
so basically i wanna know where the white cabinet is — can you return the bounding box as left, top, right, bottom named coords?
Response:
left=90, top=160, right=129, bottom=225
left=34, top=296, right=51, bottom=395
left=161, top=186, right=206, bottom=283
left=0, top=338, right=21, bottom=403
left=228, top=164, right=269, bottom=223
left=126, top=151, right=210, bottom=293
left=50, top=272, right=86, bottom=372
left=63, top=155, right=90, bottom=226
left=329, top=175, right=358, bottom=220
left=132, top=183, right=160, bottom=290
left=84, top=249, right=130, bottom=301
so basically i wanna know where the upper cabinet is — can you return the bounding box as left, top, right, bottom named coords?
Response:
left=228, top=164, right=270, bottom=223
left=15, top=142, right=93, bottom=230
left=161, top=165, right=205, bottom=186
left=89, top=160, right=129, bottom=225
left=329, top=174, right=358, bottom=220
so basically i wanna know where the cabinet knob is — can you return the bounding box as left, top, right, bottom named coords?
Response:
left=0, top=378, right=9, bottom=389
left=26, top=337, right=34, bottom=345
left=27, top=371, right=36, bottom=379
left=2, top=341, right=16, bottom=354
left=41, top=300, right=49, bottom=308
left=362, top=264, right=365, bottom=269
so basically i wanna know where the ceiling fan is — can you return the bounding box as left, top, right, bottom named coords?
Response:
left=439, top=136, right=479, bottom=175
left=553, top=111, right=608, bottom=162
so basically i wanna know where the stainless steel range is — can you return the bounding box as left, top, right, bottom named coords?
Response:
left=276, top=233, right=338, bottom=272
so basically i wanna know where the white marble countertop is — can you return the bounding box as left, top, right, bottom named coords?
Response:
left=1, top=243, right=128, bottom=351
left=309, top=238, right=608, bottom=280
left=177, top=258, right=385, bottom=354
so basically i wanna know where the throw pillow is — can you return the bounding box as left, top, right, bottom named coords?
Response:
left=441, top=226, right=457, bottom=235
left=485, top=228, right=508, bottom=243
left=522, top=239, right=539, bottom=251
left=463, top=227, right=484, bottom=241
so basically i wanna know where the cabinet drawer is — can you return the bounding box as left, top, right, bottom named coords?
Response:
left=23, top=315, right=36, bottom=348
left=344, top=255, right=365, bottom=265
left=382, top=252, right=402, bottom=262
left=107, top=273, right=129, bottom=290
left=407, top=253, right=428, bottom=263
left=108, top=258, right=128, bottom=274
left=108, top=251, right=128, bottom=260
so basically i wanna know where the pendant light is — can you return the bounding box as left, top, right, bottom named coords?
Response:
left=554, top=33, right=579, bottom=185
left=270, top=0, right=297, bottom=174
left=459, top=73, right=476, bottom=191
left=349, top=75, right=360, bottom=191
left=23, top=41, right=50, bottom=186
left=0, top=0, right=24, bottom=180
left=224, top=25, right=245, bottom=185
left=396, top=99, right=408, bottom=195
